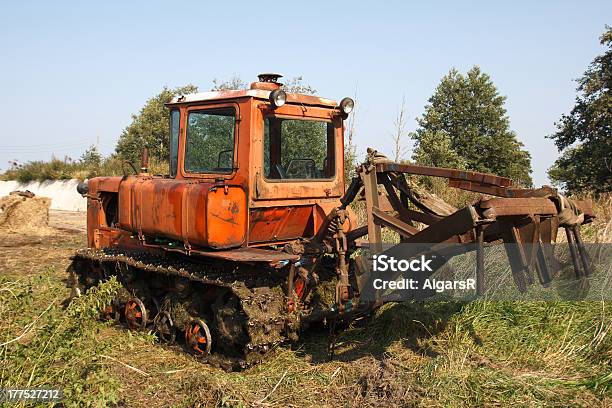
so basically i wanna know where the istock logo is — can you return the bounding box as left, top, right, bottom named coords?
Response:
left=372, top=254, right=433, bottom=272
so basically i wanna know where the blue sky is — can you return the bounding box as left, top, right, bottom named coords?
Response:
left=0, top=1, right=609, bottom=186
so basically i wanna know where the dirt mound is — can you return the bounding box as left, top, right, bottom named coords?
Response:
left=0, top=192, right=53, bottom=235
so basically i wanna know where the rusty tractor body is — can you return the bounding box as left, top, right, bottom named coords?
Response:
left=71, top=74, right=595, bottom=369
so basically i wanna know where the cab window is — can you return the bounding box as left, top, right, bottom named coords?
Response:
left=263, top=117, right=335, bottom=180
left=169, top=109, right=180, bottom=177
left=185, top=108, right=236, bottom=174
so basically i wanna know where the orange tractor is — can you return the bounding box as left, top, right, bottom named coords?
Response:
left=71, top=74, right=594, bottom=368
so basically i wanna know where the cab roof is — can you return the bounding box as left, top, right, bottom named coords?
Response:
left=167, top=89, right=338, bottom=108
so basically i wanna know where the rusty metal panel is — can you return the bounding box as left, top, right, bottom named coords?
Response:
left=479, top=198, right=558, bottom=216
left=135, top=179, right=208, bottom=246
left=447, top=179, right=513, bottom=197
left=448, top=180, right=558, bottom=198
left=86, top=196, right=99, bottom=248
left=574, top=199, right=595, bottom=218
left=93, top=227, right=128, bottom=249
left=361, top=166, right=383, bottom=253
left=404, top=206, right=479, bottom=244
left=248, top=206, right=315, bottom=243
left=118, top=176, right=253, bottom=249
left=139, top=178, right=185, bottom=241
left=206, top=186, right=247, bottom=249
left=97, top=177, right=122, bottom=192
left=371, top=206, right=419, bottom=237
left=117, top=176, right=135, bottom=230
left=401, top=208, right=442, bottom=225
left=254, top=173, right=344, bottom=200
left=377, top=163, right=513, bottom=187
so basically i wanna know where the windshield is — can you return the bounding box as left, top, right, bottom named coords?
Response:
left=263, top=117, right=335, bottom=180
left=185, top=108, right=236, bottom=174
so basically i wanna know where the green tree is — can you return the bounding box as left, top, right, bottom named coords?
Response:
left=547, top=27, right=612, bottom=194
left=80, top=145, right=102, bottom=168
left=115, top=84, right=198, bottom=163
left=412, top=130, right=467, bottom=169
left=411, top=67, right=533, bottom=186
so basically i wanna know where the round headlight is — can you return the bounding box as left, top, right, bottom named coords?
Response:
left=339, top=97, right=354, bottom=114
left=269, top=89, right=287, bottom=108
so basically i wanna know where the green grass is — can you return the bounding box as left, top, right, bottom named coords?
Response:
left=0, top=191, right=609, bottom=407
left=1, top=269, right=609, bottom=407
left=0, top=272, right=152, bottom=407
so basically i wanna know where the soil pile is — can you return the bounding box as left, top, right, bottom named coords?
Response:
left=0, top=191, right=53, bottom=234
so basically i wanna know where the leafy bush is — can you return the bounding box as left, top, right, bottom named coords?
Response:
left=0, top=272, right=124, bottom=407
left=1, top=153, right=169, bottom=182
left=2, top=158, right=81, bottom=183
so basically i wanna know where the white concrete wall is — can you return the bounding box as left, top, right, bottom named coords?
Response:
left=0, top=179, right=86, bottom=211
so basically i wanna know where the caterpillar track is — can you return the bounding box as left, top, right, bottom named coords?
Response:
left=70, top=248, right=292, bottom=370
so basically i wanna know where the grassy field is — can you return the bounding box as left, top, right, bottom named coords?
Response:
left=0, top=200, right=610, bottom=407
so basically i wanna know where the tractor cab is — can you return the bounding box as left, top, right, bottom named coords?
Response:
left=165, top=73, right=352, bottom=194
left=84, top=74, right=355, bottom=251
left=161, top=73, right=355, bottom=246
